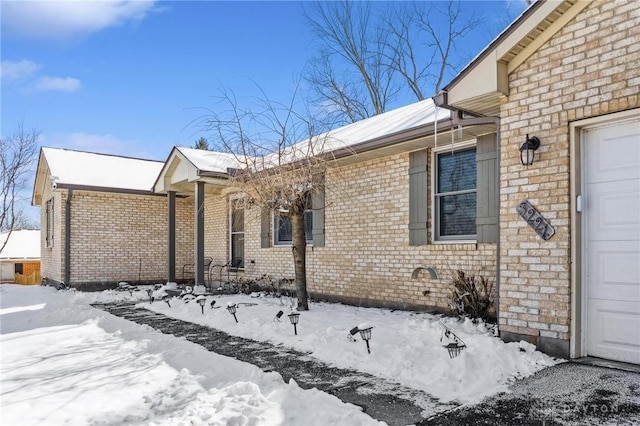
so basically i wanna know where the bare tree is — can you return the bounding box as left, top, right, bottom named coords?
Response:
left=0, top=124, right=39, bottom=253
left=201, top=86, right=337, bottom=310
left=383, top=2, right=480, bottom=98
left=304, top=1, right=480, bottom=119
left=304, top=1, right=397, bottom=123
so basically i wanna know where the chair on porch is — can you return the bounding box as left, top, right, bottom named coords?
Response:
left=210, top=258, right=243, bottom=289
left=182, top=257, right=213, bottom=283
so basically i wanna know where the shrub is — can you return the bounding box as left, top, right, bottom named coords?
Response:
left=448, top=270, right=495, bottom=322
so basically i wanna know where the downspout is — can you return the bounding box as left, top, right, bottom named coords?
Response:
left=495, top=128, right=501, bottom=332
left=64, top=188, right=73, bottom=286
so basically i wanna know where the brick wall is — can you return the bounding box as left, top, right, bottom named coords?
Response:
left=40, top=177, right=64, bottom=284
left=39, top=165, right=194, bottom=288
left=206, top=152, right=497, bottom=311
left=65, top=191, right=193, bottom=287
left=498, top=0, right=640, bottom=343
left=204, top=195, right=228, bottom=268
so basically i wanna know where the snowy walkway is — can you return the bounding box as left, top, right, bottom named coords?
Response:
left=94, top=302, right=457, bottom=425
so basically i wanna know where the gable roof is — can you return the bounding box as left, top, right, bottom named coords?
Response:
left=174, top=147, right=243, bottom=175
left=33, top=147, right=165, bottom=204
left=153, top=146, right=244, bottom=194
left=0, top=230, right=40, bottom=259
left=439, top=0, right=590, bottom=116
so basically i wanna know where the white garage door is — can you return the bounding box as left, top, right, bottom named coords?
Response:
left=584, top=118, right=640, bottom=364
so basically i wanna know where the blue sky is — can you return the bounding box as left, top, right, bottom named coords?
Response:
left=1, top=0, right=527, bottom=224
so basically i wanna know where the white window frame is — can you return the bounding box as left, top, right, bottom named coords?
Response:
left=228, top=195, right=244, bottom=269
left=431, top=141, right=477, bottom=243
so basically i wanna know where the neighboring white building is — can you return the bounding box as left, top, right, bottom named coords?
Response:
left=0, top=230, right=41, bottom=283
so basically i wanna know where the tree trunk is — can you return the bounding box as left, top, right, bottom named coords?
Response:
left=290, top=208, right=309, bottom=310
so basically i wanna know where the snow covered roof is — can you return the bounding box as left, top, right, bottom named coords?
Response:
left=174, top=147, right=243, bottom=174
left=262, top=98, right=450, bottom=167
left=40, top=147, right=164, bottom=192
left=0, top=230, right=40, bottom=259
left=317, top=98, right=449, bottom=149
left=154, top=99, right=449, bottom=193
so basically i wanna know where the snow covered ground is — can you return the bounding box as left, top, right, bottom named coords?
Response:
left=1, top=284, right=558, bottom=425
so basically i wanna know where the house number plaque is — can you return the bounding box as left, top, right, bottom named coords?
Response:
left=516, top=200, right=555, bottom=240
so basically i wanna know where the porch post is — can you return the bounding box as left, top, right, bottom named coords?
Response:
left=167, top=191, right=176, bottom=282
left=194, top=181, right=205, bottom=285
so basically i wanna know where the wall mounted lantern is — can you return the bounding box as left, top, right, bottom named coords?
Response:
left=519, top=134, right=541, bottom=166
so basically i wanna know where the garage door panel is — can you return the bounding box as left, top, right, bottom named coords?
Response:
left=585, top=128, right=640, bottom=184
left=586, top=180, right=640, bottom=241
left=584, top=117, right=640, bottom=364
left=587, top=242, right=640, bottom=302
left=587, top=299, right=640, bottom=365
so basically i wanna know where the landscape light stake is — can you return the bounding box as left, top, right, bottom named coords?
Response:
left=358, top=325, right=373, bottom=354
left=347, top=326, right=360, bottom=342
left=288, top=311, right=300, bottom=335
left=210, top=300, right=217, bottom=309
left=146, top=288, right=153, bottom=304
left=227, top=303, right=238, bottom=323
left=438, top=319, right=467, bottom=358
left=196, top=296, right=206, bottom=314
left=274, top=310, right=284, bottom=322
left=162, top=294, right=171, bottom=308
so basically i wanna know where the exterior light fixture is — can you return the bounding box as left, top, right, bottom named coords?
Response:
left=358, top=324, right=374, bottom=354
left=162, top=294, right=171, bottom=308
left=347, top=326, right=360, bottom=342
left=519, top=134, right=541, bottom=166
left=439, top=319, right=467, bottom=359
left=210, top=300, right=216, bottom=309
left=227, top=302, right=238, bottom=322
left=146, top=288, right=153, bottom=304
left=288, top=311, right=300, bottom=335
left=444, top=342, right=466, bottom=359
left=274, top=310, right=284, bottom=322
left=196, top=296, right=206, bottom=314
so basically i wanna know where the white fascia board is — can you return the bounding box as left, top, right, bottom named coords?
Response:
left=447, top=50, right=506, bottom=107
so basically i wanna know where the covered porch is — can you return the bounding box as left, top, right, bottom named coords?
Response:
left=154, top=147, right=241, bottom=287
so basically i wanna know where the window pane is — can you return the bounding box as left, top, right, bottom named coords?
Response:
left=275, top=211, right=313, bottom=244
left=231, top=204, right=244, bottom=232
left=231, top=234, right=244, bottom=268
left=305, top=210, right=313, bottom=242
left=439, top=193, right=476, bottom=236
left=276, top=215, right=293, bottom=242
left=438, top=148, right=476, bottom=193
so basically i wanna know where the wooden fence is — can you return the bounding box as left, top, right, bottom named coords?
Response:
left=14, top=270, right=42, bottom=285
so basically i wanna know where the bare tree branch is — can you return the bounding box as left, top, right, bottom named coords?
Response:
left=414, top=1, right=480, bottom=93
left=304, top=1, right=398, bottom=122
left=305, top=1, right=480, bottom=116
left=0, top=123, right=39, bottom=254
left=197, top=83, right=342, bottom=310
